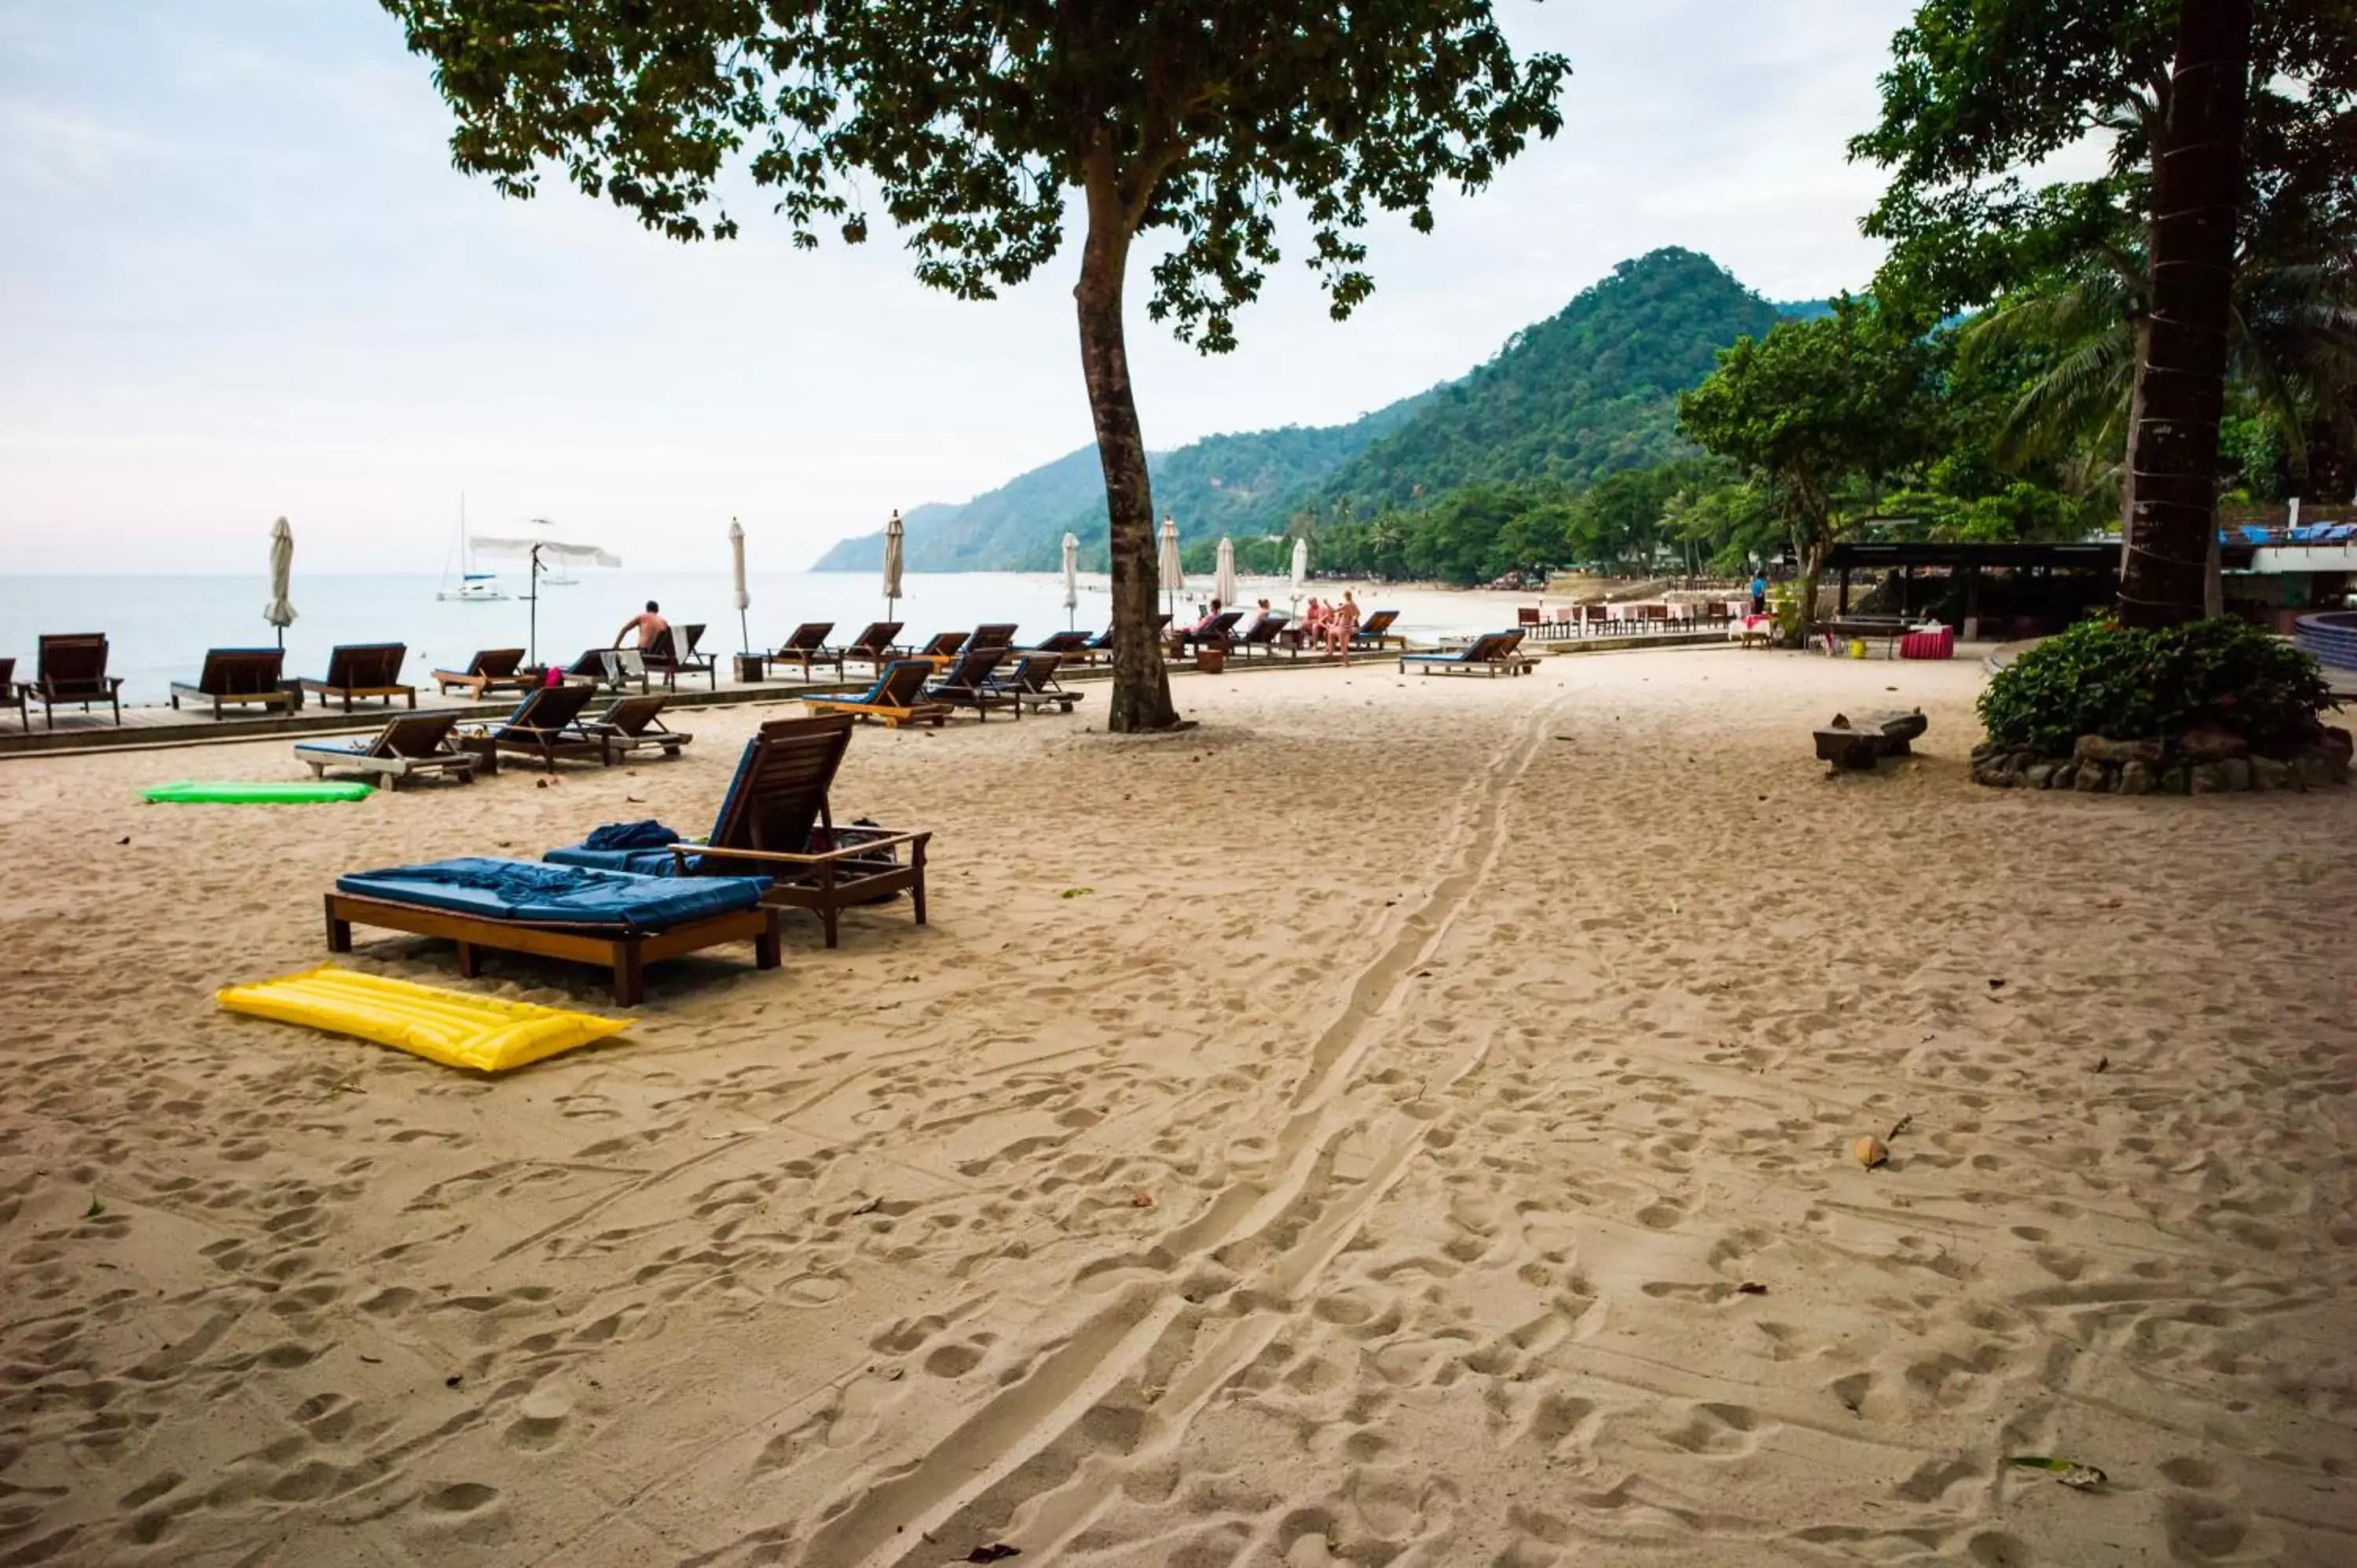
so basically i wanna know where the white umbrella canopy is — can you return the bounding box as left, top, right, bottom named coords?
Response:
left=1289, top=535, right=1309, bottom=610
left=728, top=518, right=751, bottom=654
left=882, top=509, right=906, bottom=614
left=1215, top=535, right=1237, bottom=609
left=264, top=516, right=296, bottom=647
left=1061, top=532, right=1080, bottom=629
left=1157, top=514, right=1183, bottom=614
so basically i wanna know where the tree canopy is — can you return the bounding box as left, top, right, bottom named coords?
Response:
left=384, top=0, right=1567, bottom=727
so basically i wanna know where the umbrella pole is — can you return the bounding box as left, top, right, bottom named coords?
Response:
left=739, top=610, right=750, bottom=658
left=527, top=544, right=541, bottom=666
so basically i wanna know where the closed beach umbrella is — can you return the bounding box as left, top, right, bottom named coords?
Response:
left=1215, top=535, right=1237, bottom=610
left=1289, top=534, right=1309, bottom=611
left=728, top=517, right=750, bottom=655
left=882, top=508, right=905, bottom=617
left=1157, top=514, right=1183, bottom=616
left=1061, top=531, right=1080, bottom=630
left=264, top=516, right=296, bottom=648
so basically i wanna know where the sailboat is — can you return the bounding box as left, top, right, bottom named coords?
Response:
left=435, top=498, right=509, bottom=601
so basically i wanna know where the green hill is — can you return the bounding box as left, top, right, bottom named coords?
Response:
left=811, top=393, right=1433, bottom=573
left=1303, top=248, right=1785, bottom=515
left=814, top=248, right=1800, bottom=570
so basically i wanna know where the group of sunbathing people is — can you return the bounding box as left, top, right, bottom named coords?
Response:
left=1166, top=591, right=1365, bottom=662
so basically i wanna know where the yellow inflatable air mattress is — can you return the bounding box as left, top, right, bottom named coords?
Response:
left=218, top=964, right=628, bottom=1073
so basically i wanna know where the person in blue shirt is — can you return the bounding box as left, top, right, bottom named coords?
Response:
left=1750, top=572, right=1769, bottom=617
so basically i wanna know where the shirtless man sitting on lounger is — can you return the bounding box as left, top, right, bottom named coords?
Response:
left=614, top=601, right=670, bottom=649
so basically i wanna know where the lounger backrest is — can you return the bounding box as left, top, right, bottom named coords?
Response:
left=197, top=647, right=284, bottom=694
left=376, top=713, right=460, bottom=759
left=971, top=623, right=1018, bottom=650
left=500, top=680, right=595, bottom=735
left=1357, top=610, right=1397, bottom=637
left=847, top=621, right=902, bottom=653
left=701, top=715, right=854, bottom=871
left=324, top=643, right=406, bottom=688
left=38, top=635, right=111, bottom=691
left=1033, top=630, right=1089, bottom=654
left=783, top=622, right=833, bottom=651
left=475, top=647, right=526, bottom=678
left=598, top=694, right=668, bottom=735
left=1010, top=653, right=1061, bottom=691
left=939, top=647, right=1007, bottom=687
left=1240, top=614, right=1289, bottom=643
left=681, top=624, right=707, bottom=655
left=569, top=649, right=607, bottom=676
left=917, top=631, right=968, bottom=658
left=1466, top=632, right=1521, bottom=660
left=858, top=658, right=937, bottom=708
left=642, top=627, right=679, bottom=665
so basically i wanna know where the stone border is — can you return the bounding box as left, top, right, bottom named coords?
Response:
left=1971, top=729, right=2352, bottom=794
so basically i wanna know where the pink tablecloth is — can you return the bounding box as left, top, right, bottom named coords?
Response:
left=1899, top=627, right=1956, bottom=660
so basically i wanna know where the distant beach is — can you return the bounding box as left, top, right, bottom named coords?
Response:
left=1, top=571, right=1550, bottom=703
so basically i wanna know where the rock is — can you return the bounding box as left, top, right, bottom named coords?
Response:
left=2177, top=724, right=2249, bottom=764
left=2217, top=757, right=2252, bottom=791
left=1815, top=709, right=1927, bottom=771
left=2075, top=735, right=2162, bottom=767
left=2322, top=725, right=2354, bottom=761
left=2009, top=750, right=2040, bottom=775
left=2293, top=753, right=2330, bottom=789
left=1970, top=741, right=2000, bottom=763
left=2051, top=763, right=2078, bottom=790
left=2073, top=762, right=2109, bottom=792
left=2023, top=762, right=2058, bottom=789
left=2190, top=763, right=2229, bottom=794
left=2161, top=765, right=2192, bottom=795
left=2118, top=760, right=2156, bottom=796
left=1970, top=759, right=2017, bottom=788
left=2250, top=756, right=2291, bottom=792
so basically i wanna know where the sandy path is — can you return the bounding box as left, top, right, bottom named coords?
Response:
left=1, top=649, right=2352, bottom=1567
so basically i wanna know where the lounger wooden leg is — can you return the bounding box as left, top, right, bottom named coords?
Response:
left=820, top=908, right=840, bottom=949
left=613, top=943, right=644, bottom=1006
left=455, top=940, right=479, bottom=979
left=324, top=897, right=352, bottom=954
left=910, top=845, right=929, bottom=927
left=753, top=913, right=781, bottom=972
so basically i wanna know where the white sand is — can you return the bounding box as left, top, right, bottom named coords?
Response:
left=2, top=647, right=2353, bottom=1567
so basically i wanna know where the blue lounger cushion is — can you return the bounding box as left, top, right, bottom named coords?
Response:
left=295, top=738, right=377, bottom=757
left=336, top=856, right=768, bottom=930
left=544, top=845, right=694, bottom=877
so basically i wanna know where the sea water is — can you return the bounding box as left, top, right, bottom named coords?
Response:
left=2, top=573, right=1523, bottom=703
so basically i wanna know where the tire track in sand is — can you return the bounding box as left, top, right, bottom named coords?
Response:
left=781, top=687, right=1572, bottom=1568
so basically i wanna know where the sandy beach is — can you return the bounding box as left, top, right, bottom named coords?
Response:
left=2, top=646, right=2353, bottom=1567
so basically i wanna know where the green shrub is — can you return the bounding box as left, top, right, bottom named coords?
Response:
left=1978, top=616, right=2337, bottom=757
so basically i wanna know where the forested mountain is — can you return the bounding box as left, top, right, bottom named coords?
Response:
left=815, top=248, right=1794, bottom=571
left=812, top=392, right=1434, bottom=572
left=1301, top=250, right=1785, bottom=515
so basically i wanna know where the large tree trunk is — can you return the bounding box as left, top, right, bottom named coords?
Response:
left=2119, top=0, right=2250, bottom=628
left=1076, top=164, right=1180, bottom=732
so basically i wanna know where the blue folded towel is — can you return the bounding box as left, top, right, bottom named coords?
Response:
left=581, top=819, right=683, bottom=851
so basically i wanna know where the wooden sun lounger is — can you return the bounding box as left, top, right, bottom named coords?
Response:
left=584, top=693, right=693, bottom=764
left=831, top=621, right=905, bottom=673
left=22, top=634, right=126, bottom=729
left=1351, top=610, right=1406, bottom=650
left=993, top=653, right=1083, bottom=713
left=801, top=658, right=951, bottom=728
left=642, top=625, right=718, bottom=691
left=969, top=622, right=1021, bottom=653
left=431, top=647, right=533, bottom=698
left=297, top=713, right=478, bottom=788
left=681, top=715, right=929, bottom=947
left=299, top=643, right=416, bottom=712
left=911, top=630, right=969, bottom=666
left=1232, top=614, right=1294, bottom=658
left=1400, top=630, right=1538, bottom=676
left=170, top=647, right=293, bottom=719
left=925, top=647, right=1015, bottom=720
left=325, top=892, right=778, bottom=1006
left=771, top=622, right=839, bottom=680
left=487, top=683, right=607, bottom=771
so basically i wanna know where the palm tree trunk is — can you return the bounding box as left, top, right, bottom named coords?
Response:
left=2119, top=0, right=2250, bottom=628
left=1075, top=159, right=1178, bottom=732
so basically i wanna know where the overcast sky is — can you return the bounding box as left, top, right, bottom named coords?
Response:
left=0, top=1, right=1920, bottom=573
